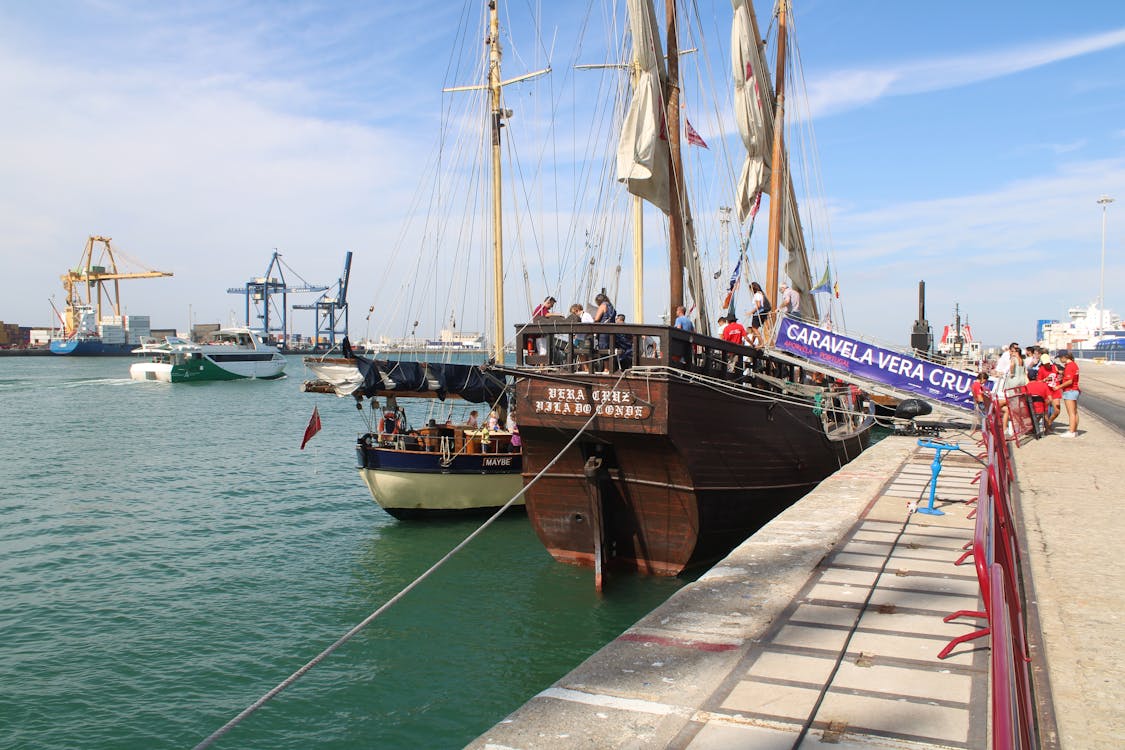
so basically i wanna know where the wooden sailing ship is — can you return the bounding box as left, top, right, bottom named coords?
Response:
left=503, top=0, right=872, bottom=582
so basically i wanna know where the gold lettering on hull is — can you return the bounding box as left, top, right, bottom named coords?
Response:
left=531, top=387, right=650, bottom=420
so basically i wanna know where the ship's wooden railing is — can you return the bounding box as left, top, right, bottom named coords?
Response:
left=515, top=321, right=803, bottom=385
left=363, top=426, right=518, bottom=456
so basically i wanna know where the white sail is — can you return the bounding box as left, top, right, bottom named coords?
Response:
left=731, top=0, right=773, bottom=223
left=617, top=0, right=670, bottom=214
left=733, top=0, right=817, bottom=319
left=781, top=194, right=818, bottom=318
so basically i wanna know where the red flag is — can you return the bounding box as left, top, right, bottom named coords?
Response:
left=300, top=406, right=322, bottom=450
left=685, top=118, right=709, bottom=149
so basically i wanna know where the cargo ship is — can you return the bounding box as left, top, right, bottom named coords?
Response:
left=49, top=236, right=172, bottom=356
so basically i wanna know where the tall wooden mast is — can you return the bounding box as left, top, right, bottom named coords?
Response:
left=665, top=0, right=684, bottom=313
left=487, top=0, right=506, bottom=362
left=444, top=1, right=548, bottom=360
left=765, top=0, right=789, bottom=306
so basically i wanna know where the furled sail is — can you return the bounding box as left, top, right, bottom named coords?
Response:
left=617, top=0, right=670, bottom=214
left=781, top=193, right=818, bottom=318
left=732, top=0, right=818, bottom=319
left=731, top=0, right=773, bottom=223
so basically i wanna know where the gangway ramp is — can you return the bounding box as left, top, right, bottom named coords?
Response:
left=770, top=317, right=977, bottom=418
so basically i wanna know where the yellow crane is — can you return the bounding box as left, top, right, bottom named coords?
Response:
left=60, top=235, right=173, bottom=335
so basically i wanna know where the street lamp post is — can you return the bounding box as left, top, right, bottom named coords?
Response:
left=1097, top=195, right=1115, bottom=332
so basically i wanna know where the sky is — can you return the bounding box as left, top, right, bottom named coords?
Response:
left=2, top=0, right=1124, bottom=349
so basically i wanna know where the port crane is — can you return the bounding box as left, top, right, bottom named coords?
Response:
left=293, top=251, right=352, bottom=349
left=59, top=236, right=173, bottom=335
left=226, top=251, right=327, bottom=343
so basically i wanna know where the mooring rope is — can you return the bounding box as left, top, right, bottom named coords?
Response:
left=192, top=373, right=626, bottom=750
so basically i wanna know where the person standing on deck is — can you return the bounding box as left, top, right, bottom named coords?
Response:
left=721, top=315, right=747, bottom=346
left=778, top=282, right=800, bottom=317
left=613, top=313, right=633, bottom=370
left=567, top=303, right=594, bottom=371
left=529, top=296, right=557, bottom=355
left=673, top=305, right=694, bottom=332
left=532, top=296, right=557, bottom=319
left=1057, top=351, right=1081, bottom=438
left=593, top=293, right=617, bottom=365
left=747, top=281, right=770, bottom=347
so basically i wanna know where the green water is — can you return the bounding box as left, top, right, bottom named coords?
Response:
left=0, top=356, right=686, bottom=749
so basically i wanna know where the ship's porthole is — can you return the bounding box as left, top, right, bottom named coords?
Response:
left=574, top=513, right=585, bottom=523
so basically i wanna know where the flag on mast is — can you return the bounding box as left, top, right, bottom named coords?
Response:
left=721, top=255, right=742, bottom=310
left=300, top=406, right=322, bottom=450
left=685, top=119, right=709, bottom=149
left=811, top=264, right=833, bottom=295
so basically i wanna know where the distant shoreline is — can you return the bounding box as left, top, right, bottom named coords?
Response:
left=0, top=349, right=52, bottom=357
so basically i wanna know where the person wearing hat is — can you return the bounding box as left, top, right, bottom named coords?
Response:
left=721, top=314, right=747, bottom=345
left=1056, top=351, right=1081, bottom=438
left=778, top=282, right=800, bottom=316
left=1035, top=352, right=1062, bottom=430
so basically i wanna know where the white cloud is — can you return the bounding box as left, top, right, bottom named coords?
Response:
left=806, top=27, right=1125, bottom=117
left=0, top=45, right=426, bottom=329
left=833, top=156, right=1125, bottom=344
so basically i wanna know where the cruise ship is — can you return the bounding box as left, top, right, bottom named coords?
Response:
left=1039, top=303, right=1125, bottom=361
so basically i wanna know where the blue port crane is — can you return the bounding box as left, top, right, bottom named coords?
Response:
left=293, top=251, right=352, bottom=349
left=227, top=251, right=327, bottom=343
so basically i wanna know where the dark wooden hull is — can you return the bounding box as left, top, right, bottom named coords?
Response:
left=514, top=372, right=869, bottom=575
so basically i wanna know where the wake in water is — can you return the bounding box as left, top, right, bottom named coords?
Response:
left=58, top=377, right=136, bottom=388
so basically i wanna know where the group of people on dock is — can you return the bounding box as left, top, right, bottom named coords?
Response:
left=974, top=342, right=1082, bottom=439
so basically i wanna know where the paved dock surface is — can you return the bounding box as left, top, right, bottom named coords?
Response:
left=471, top=361, right=1125, bottom=749
left=1013, top=361, right=1125, bottom=749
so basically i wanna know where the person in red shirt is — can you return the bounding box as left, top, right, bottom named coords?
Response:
left=1035, top=353, right=1062, bottom=430
left=532, top=296, right=557, bottom=318
left=721, top=315, right=747, bottom=345
left=1056, top=351, right=1081, bottom=438
left=970, top=371, right=989, bottom=434
left=1023, top=378, right=1052, bottom=435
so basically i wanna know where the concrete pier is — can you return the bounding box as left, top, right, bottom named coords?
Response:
left=1012, top=361, right=1125, bottom=749
left=470, top=362, right=1125, bottom=749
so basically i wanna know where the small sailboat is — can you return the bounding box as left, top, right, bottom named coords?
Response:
left=301, top=0, right=549, bottom=517
left=505, top=0, right=873, bottom=580
left=306, top=347, right=521, bottom=517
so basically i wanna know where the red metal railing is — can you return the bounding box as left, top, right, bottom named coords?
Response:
left=938, top=397, right=1039, bottom=748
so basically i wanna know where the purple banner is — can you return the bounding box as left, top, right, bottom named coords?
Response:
left=775, top=317, right=975, bottom=411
